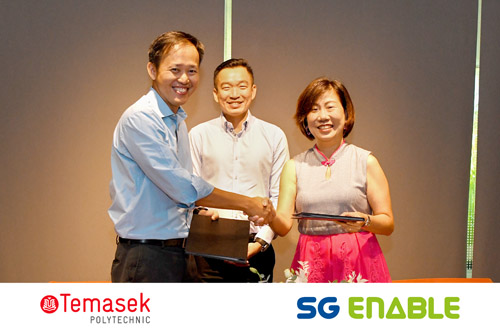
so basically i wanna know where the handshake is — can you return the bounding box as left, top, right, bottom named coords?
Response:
left=246, top=197, right=276, bottom=226
left=195, top=190, right=276, bottom=225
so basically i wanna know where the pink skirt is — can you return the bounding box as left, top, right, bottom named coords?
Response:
left=291, top=232, right=391, bottom=283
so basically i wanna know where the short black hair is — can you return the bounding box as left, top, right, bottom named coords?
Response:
left=213, top=58, right=254, bottom=88
left=148, top=31, right=205, bottom=68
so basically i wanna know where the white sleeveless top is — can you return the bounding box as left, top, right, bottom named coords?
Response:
left=294, top=143, right=372, bottom=235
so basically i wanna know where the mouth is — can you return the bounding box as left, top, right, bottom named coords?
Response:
left=227, top=101, right=243, bottom=108
left=317, top=124, right=333, bottom=130
left=173, top=86, right=189, bottom=95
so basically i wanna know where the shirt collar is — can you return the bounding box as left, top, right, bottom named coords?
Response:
left=149, top=88, right=188, bottom=122
left=219, top=111, right=254, bottom=137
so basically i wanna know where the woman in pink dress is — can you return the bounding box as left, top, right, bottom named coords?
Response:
left=271, top=77, right=394, bottom=282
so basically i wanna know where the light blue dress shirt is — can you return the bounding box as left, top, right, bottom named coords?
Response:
left=109, top=88, right=214, bottom=240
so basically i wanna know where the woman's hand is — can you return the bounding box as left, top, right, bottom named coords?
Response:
left=340, top=212, right=369, bottom=233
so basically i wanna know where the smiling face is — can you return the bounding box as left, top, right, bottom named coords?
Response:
left=213, top=66, right=257, bottom=124
left=147, top=43, right=200, bottom=112
left=306, top=88, right=346, bottom=145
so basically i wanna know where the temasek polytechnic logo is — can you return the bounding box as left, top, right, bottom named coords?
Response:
left=39, top=293, right=151, bottom=325
left=41, top=295, right=59, bottom=314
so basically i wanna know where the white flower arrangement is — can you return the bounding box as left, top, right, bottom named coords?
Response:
left=284, top=261, right=310, bottom=283
left=340, top=270, right=369, bottom=283
left=284, top=261, right=369, bottom=283
left=249, top=261, right=369, bottom=283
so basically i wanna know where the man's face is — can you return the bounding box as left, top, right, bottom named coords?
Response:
left=147, top=43, right=200, bottom=112
left=213, top=66, right=256, bottom=122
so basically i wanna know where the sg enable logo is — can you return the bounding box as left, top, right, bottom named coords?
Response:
left=297, top=296, right=460, bottom=319
left=297, top=297, right=340, bottom=319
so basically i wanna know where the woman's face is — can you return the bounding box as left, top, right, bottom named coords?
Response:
left=306, top=88, right=346, bottom=144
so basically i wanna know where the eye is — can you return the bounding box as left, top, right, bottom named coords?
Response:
left=170, top=68, right=179, bottom=73
left=239, top=84, right=248, bottom=89
left=189, top=68, right=198, bottom=74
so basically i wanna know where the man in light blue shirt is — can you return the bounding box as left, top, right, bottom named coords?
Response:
left=109, top=31, right=274, bottom=282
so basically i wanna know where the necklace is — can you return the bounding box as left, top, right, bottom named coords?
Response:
left=314, top=140, right=345, bottom=179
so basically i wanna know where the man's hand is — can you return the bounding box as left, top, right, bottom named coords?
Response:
left=197, top=208, right=219, bottom=220
left=246, top=197, right=275, bottom=226
left=247, top=242, right=261, bottom=259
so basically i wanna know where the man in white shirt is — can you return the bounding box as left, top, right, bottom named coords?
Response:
left=189, top=58, right=289, bottom=282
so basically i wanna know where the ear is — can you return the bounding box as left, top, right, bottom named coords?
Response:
left=146, top=62, right=157, bottom=81
left=212, top=88, right=219, bottom=103
left=250, top=84, right=257, bottom=101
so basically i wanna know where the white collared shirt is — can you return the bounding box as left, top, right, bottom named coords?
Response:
left=189, top=111, right=289, bottom=244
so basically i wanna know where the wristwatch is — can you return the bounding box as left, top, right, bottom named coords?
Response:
left=254, top=237, right=270, bottom=252
left=193, top=206, right=208, bottom=215
left=363, top=215, right=372, bottom=228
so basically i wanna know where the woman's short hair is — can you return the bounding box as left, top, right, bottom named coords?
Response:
left=295, top=77, right=355, bottom=140
left=148, top=31, right=205, bottom=69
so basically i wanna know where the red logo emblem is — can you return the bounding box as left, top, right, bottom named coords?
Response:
left=41, top=295, right=59, bottom=314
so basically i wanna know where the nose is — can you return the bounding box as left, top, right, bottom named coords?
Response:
left=317, top=107, right=329, bottom=120
left=178, top=71, right=190, bottom=84
left=229, top=87, right=239, bottom=98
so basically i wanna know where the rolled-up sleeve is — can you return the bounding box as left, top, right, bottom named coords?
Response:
left=119, top=111, right=213, bottom=206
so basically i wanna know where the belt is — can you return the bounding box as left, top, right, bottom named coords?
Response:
left=117, top=236, right=186, bottom=248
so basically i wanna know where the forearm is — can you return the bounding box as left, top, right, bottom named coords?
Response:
left=270, top=212, right=293, bottom=237
left=196, top=187, right=252, bottom=212
left=364, top=154, right=394, bottom=236
left=362, top=212, right=394, bottom=236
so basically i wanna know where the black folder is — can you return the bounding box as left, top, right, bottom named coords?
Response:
left=292, top=212, right=365, bottom=223
left=185, top=214, right=250, bottom=263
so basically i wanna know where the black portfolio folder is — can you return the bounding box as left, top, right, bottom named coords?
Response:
left=292, top=212, right=365, bottom=223
left=185, top=214, right=250, bottom=263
